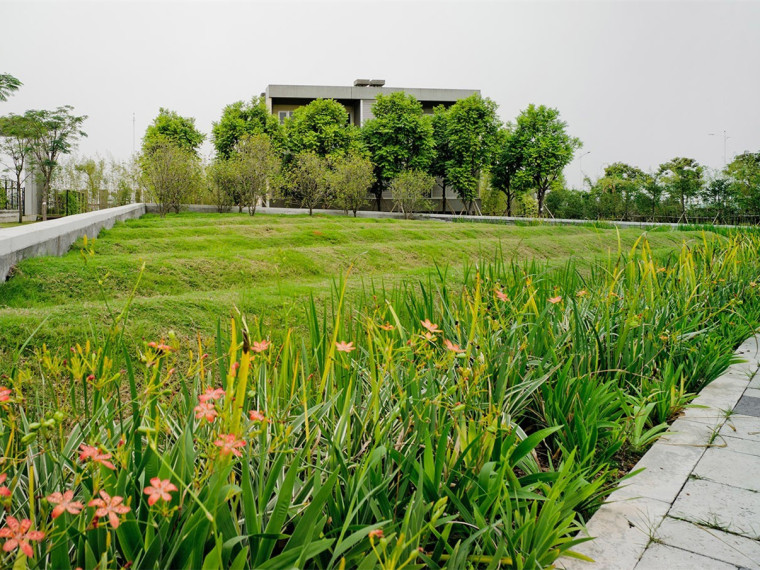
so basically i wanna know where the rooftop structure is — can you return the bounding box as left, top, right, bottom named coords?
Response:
left=264, top=80, right=480, bottom=126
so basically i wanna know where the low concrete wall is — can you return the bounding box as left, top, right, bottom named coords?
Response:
left=0, top=204, right=146, bottom=282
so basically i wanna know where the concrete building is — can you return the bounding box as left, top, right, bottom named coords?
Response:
left=264, top=80, right=481, bottom=213
left=264, top=80, right=479, bottom=126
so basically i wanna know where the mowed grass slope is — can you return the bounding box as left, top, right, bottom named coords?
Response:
left=0, top=212, right=706, bottom=359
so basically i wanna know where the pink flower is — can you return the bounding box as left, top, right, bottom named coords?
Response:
left=143, top=478, right=178, bottom=506
left=369, top=528, right=384, bottom=540
left=548, top=296, right=563, bottom=304
left=576, top=289, right=588, bottom=298
left=46, top=490, right=84, bottom=519
left=336, top=341, right=355, bottom=353
left=0, top=387, right=11, bottom=402
left=88, top=490, right=130, bottom=529
left=249, top=410, right=267, bottom=422
left=495, top=290, right=508, bottom=302
left=0, top=474, right=10, bottom=498
left=420, top=319, right=441, bottom=334
left=0, top=517, right=44, bottom=558
left=251, top=340, right=271, bottom=353
left=194, top=402, right=218, bottom=423
left=148, top=342, right=174, bottom=353
left=78, top=445, right=116, bottom=470
left=214, top=434, right=246, bottom=457
left=444, top=339, right=464, bottom=353
left=423, top=332, right=437, bottom=341
left=199, top=387, right=225, bottom=403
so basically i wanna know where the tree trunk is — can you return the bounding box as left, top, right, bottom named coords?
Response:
left=16, top=175, right=23, bottom=224
left=441, top=180, right=447, bottom=214
left=375, top=187, right=382, bottom=212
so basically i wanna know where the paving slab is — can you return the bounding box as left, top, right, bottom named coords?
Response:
left=658, top=417, right=720, bottom=446
left=745, top=387, right=760, bottom=399
left=720, top=414, right=760, bottom=443
left=734, top=395, right=760, bottom=417
left=670, top=478, right=760, bottom=540
left=606, top=442, right=704, bottom=503
left=653, top=516, right=760, bottom=570
left=556, top=497, right=671, bottom=570
left=692, top=447, right=760, bottom=492
left=634, top=543, right=738, bottom=569
left=721, top=434, right=760, bottom=456
left=750, top=375, right=760, bottom=390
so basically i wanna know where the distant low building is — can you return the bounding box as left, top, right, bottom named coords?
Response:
left=264, top=79, right=479, bottom=126
left=264, top=80, right=481, bottom=213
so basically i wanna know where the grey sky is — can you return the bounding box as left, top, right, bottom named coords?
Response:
left=2, top=0, right=758, bottom=186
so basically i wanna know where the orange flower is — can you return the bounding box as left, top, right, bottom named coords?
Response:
left=148, top=342, right=174, bottom=353
left=548, top=296, right=562, bottom=304
left=194, top=402, right=218, bottom=423
left=0, top=517, right=44, bottom=558
left=249, top=410, right=267, bottom=422
left=369, top=528, right=384, bottom=540
left=336, top=341, right=355, bottom=353
left=199, top=387, right=225, bottom=403
left=143, top=478, right=178, bottom=506
left=0, top=474, right=10, bottom=498
left=88, top=491, right=131, bottom=529
left=214, top=434, right=246, bottom=457
left=379, top=323, right=394, bottom=331
left=495, top=290, right=508, bottom=302
left=0, top=387, right=11, bottom=402
left=576, top=290, right=588, bottom=298
left=444, top=339, right=464, bottom=353
left=78, top=445, right=116, bottom=470
left=46, top=490, right=84, bottom=519
left=420, top=319, right=441, bottom=334
left=251, top=340, right=271, bottom=353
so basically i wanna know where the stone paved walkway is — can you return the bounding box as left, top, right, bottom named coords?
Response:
left=559, top=336, right=760, bottom=569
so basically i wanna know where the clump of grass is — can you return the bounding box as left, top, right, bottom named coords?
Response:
left=0, top=231, right=758, bottom=568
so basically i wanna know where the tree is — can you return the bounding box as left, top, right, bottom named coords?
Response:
left=362, top=92, right=434, bottom=211
left=75, top=157, right=108, bottom=211
left=593, top=162, right=645, bottom=220
left=0, top=74, right=22, bottom=102
left=207, top=158, right=238, bottom=213
left=26, top=106, right=87, bottom=220
left=445, top=94, right=501, bottom=214
left=390, top=170, right=434, bottom=219
left=701, top=175, right=737, bottom=222
left=234, top=134, right=281, bottom=216
left=285, top=99, right=359, bottom=158
left=140, top=141, right=203, bottom=217
left=725, top=152, right=760, bottom=215
left=0, top=114, right=36, bottom=222
left=491, top=125, right=525, bottom=216
left=430, top=105, right=454, bottom=214
left=212, top=96, right=283, bottom=160
left=288, top=152, right=329, bottom=215
left=635, top=172, right=665, bottom=222
left=327, top=152, right=375, bottom=217
left=143, top=108, right=205, bottom=156
left=658, top=157, right=703, bottom=221
left=511, top=104, right=581, bottom=216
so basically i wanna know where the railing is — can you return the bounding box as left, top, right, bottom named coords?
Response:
left=1, top=179, right=24, bottom=212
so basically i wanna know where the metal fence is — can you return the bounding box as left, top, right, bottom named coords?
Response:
left=1, top=179, right=24, bottom=212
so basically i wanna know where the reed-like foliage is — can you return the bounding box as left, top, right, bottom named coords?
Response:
left=1, top=232, right=759, bottom=569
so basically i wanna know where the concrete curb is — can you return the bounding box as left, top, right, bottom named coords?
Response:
left=557, top=335, right=760, bottom=569
left=0, top=204, right=146, bottom=281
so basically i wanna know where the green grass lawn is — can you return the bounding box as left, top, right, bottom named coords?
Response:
left=0, top=212, right=709, bottom=366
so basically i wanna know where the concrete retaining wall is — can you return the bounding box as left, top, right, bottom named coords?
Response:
left=0, top=204, right=146, bottom=282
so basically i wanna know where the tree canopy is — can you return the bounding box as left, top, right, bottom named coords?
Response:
left=511, top=104, right=581, bottom=216
left=285, top=99, right=360, bottom=158
left=212, top=96, right=283, bottom=160
left=143, top=108, right=205, bottom=155
left=444, top=94, right=501, bottom=212
left=0, top=73, right=22, bottom=102
left=658, top=157, right=703, bottom=219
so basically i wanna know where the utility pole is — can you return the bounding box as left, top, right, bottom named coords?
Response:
left=579, top=151, right=591, bottom=188
left=708, top=130, right=730, bottom=167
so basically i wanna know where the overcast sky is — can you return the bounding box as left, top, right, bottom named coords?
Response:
left=2, top=0, right=758, bottom=187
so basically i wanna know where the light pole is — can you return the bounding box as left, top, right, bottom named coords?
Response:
left=579, top=151, right=591, bottom=188
left=708, top=130, right=730, bottom=167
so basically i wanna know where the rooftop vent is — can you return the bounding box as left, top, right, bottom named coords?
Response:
left=354, top=79, right=371, bottom=87
left=369, top=79, right=386, bottom=87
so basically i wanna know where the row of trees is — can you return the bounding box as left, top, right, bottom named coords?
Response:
left=538, top=154, right=760, bottom=223
left=140, top=92, right=582, bottom=218
left=0, top=74, right=87, bottom=222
